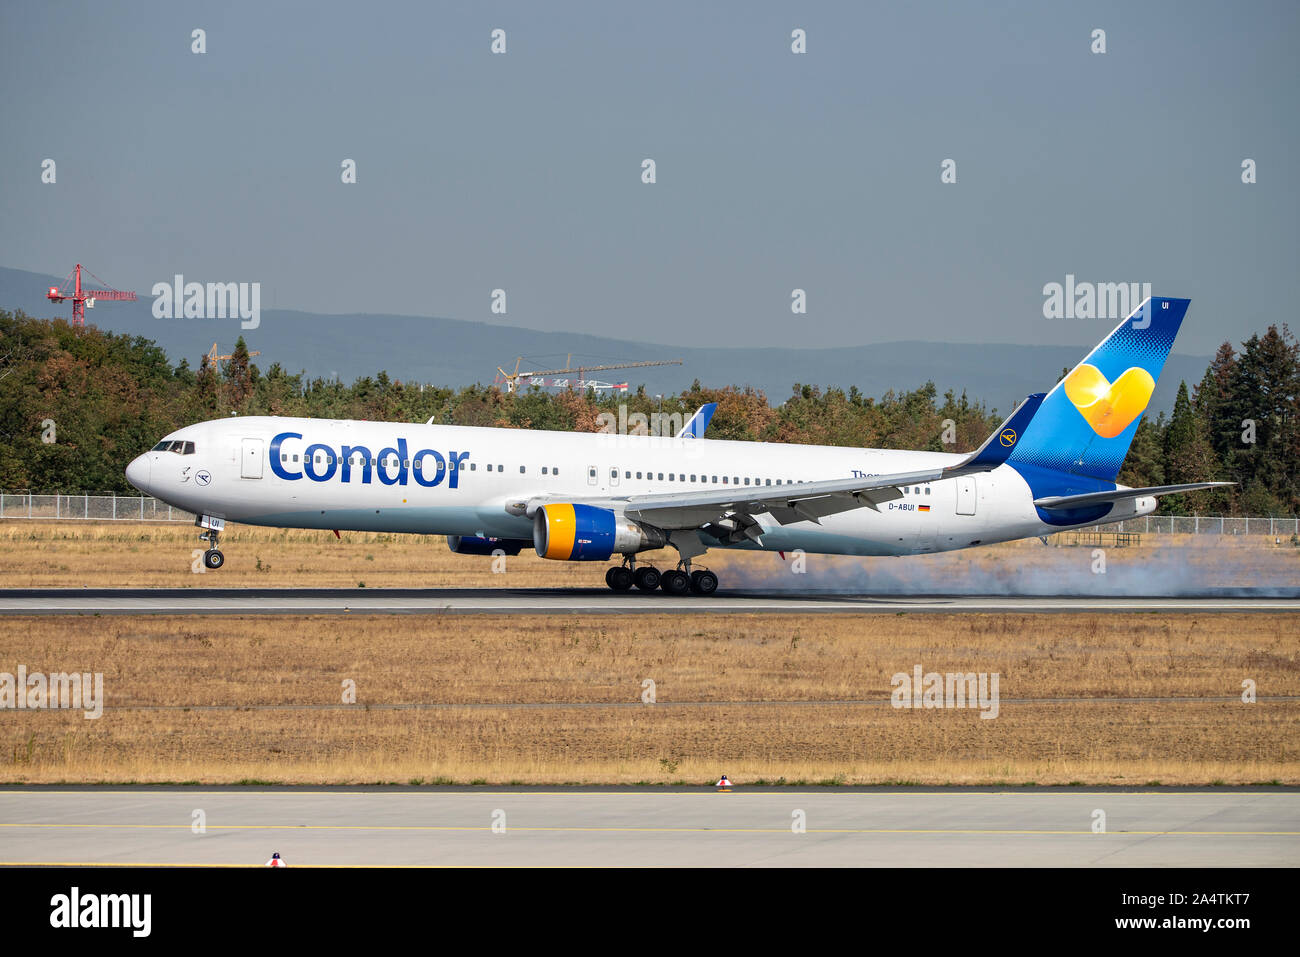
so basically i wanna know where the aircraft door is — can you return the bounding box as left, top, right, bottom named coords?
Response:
left=956, top=476, right=976, bottom=515
left=241, top=438, right=264, bottom=479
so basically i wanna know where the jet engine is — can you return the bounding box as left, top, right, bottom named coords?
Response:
left=532, top=504, right=666, bottom=561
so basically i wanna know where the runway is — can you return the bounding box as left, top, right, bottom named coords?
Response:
left=1, top=788, right=1295, bottom=867
left=1, top=587, right=1296, bottom=615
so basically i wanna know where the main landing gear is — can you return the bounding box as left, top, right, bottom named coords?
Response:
left=604, top=557, right=718, bottom=596
left=200, top=526, right=224, bottom=570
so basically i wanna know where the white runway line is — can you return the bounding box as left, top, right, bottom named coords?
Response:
left=1, top=588, right=1296, bottom=615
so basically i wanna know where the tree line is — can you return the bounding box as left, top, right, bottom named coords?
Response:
left=0, top=309, right=1295, bottom=515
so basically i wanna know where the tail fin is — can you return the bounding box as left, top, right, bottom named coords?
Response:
left=676, top=402, right=717, bottom=439
left=1008, top=297, right=1189, bottom=482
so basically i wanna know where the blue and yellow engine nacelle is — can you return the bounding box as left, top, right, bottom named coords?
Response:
left=532, top=504, right=666, bottom=561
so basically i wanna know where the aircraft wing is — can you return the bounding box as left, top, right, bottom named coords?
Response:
left=509, top=393, right=1044, bottom=535
left=1033, top=482, right=1234, bottom=510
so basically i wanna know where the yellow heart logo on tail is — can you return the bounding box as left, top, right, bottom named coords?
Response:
left=1062, top=364, right=1154, bottom=438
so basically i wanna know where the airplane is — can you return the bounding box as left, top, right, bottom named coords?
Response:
left=125, top=297, right=1229, bottom=595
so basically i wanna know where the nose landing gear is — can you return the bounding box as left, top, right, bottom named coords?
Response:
left=199, top=526, right=224, bottom=570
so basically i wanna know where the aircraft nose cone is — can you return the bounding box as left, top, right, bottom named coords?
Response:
left=125, top=454, right=151, bottom=492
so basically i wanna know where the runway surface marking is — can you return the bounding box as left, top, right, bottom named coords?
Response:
left=3, top=823, right=1295, bottom=835
left=2, top=587, right=1296, bottom=615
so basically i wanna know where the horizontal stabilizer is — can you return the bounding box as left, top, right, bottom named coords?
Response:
left=1033, top=482, right=1235, bottom=510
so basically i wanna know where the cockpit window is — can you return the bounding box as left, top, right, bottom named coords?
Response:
left=152, top=440, right=196, bottom=454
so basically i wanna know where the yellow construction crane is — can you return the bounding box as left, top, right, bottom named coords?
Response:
left=495, top=354, right=682, bottom=393
left=205, top=341, right=261, bottom=370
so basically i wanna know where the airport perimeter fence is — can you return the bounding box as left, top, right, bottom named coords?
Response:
left=0, top=491, right=1296, bottom=537
left=1, top=492, right=196, bottom=523
left=1104, top=515, right=1298, bottom=537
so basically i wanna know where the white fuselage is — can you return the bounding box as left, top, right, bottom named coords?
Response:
left=126, top=416, right=1155, bottom=558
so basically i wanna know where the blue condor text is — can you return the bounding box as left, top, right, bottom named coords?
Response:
left=269, top=432, right=470, bottom=488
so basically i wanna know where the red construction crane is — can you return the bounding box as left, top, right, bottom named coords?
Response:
left=46, top=263, right=137, bottom=327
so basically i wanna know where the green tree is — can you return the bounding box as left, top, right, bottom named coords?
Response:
left=1161, top=381, right=1221, bottom=514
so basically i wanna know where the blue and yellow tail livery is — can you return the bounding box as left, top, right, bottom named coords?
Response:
left=1009, top=297, right=1189, bottom=483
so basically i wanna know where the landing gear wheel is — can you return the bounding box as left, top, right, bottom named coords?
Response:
left=606, top=566, right=634, bottom=591
left=660, top=569, right=690, bottom=595
left=633, top=566, right=661, bottom=591
left=203, top=548, right=225, bottom=570
left=690, top=569, right=718, bottom=595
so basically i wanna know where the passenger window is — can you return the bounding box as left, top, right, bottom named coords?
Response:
left=657, top=472, right=663, bottom=480
left=292, top=455, right=299, bottom=462
left=712, top=476, right=718, bottom=483
left=723, top=476, right=729, bottom=484
left=542, top=467, right=548, bottom=475
left=520, top=466, right=526, bottom=473
left=924, top=487, right=930, bottom=495
left=691, top=474, right=697, bottom=482
left=636, top=472, right=642, bottom=479
left=744, top=478, right=750, bottom=485
left=471, top=463, right=477, bottom=471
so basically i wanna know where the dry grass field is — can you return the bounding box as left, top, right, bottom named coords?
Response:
left=0, top=519, right=1296, bottom=591
left=1, top=612, right=1296, bottom=786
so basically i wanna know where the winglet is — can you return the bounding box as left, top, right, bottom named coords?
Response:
left=676, top=402, right=717, bottom=439
left=945, top=392, right=1045, bottom=477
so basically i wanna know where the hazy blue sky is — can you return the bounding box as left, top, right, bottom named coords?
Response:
left=2, top=0, right=1296, bottom=355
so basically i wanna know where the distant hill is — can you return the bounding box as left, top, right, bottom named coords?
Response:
left=1, top=264, right=1210, bottom=415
